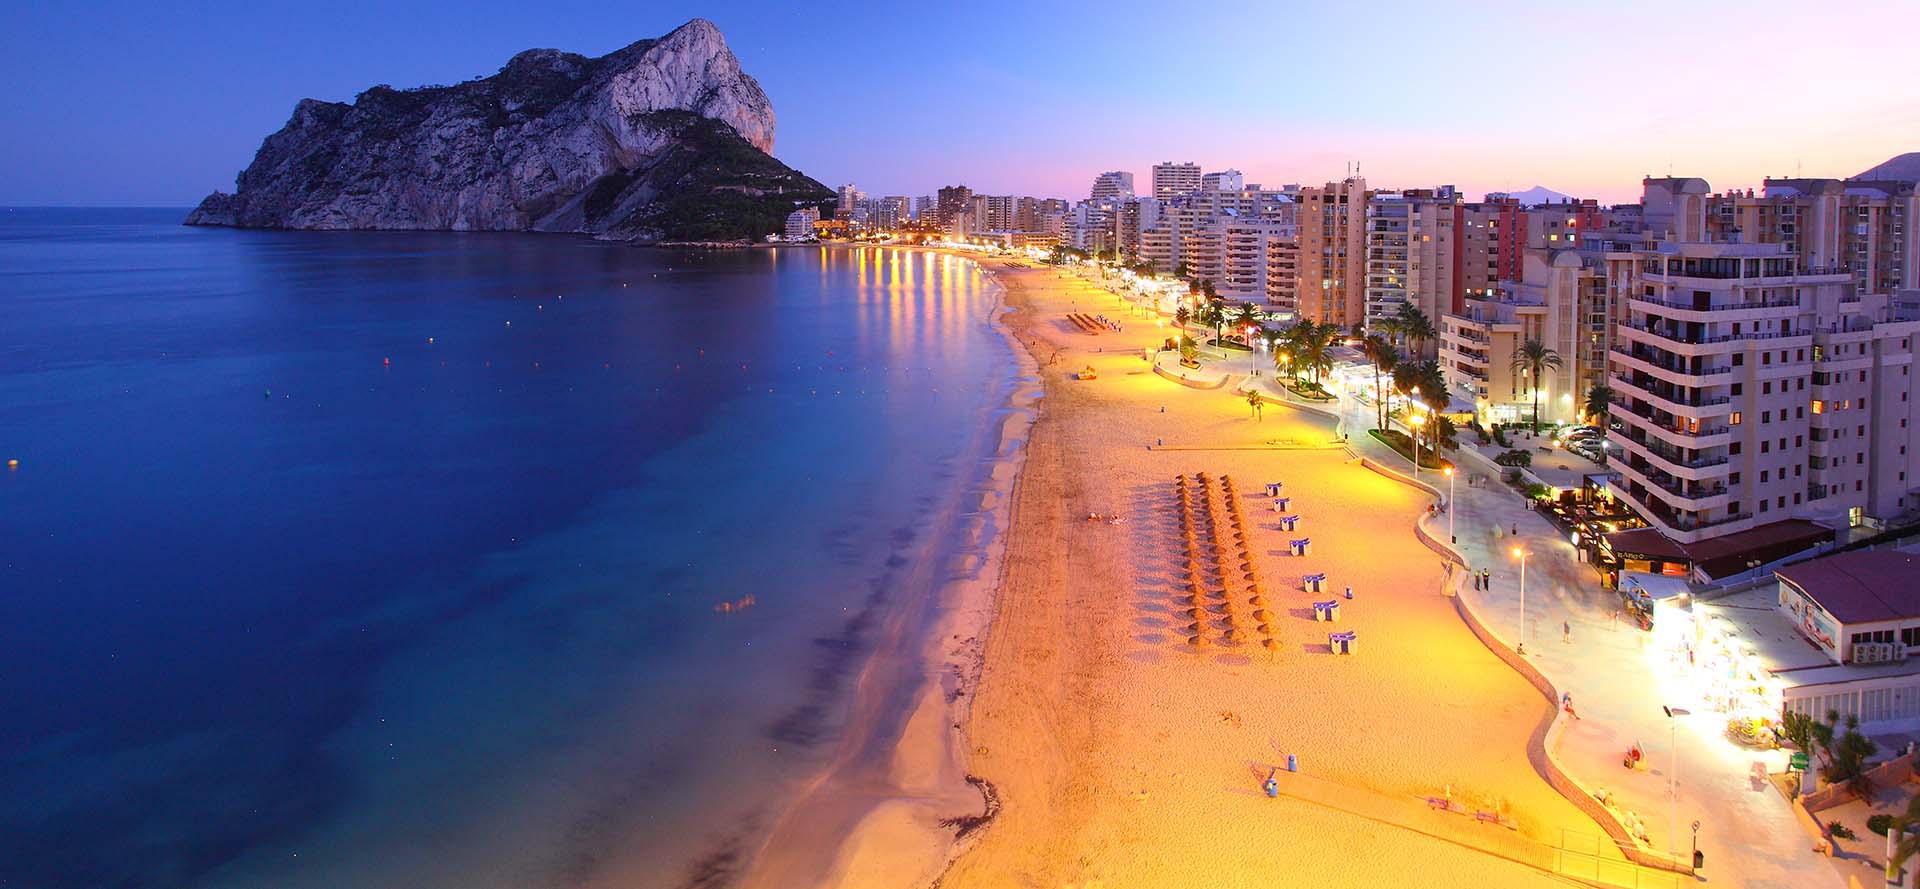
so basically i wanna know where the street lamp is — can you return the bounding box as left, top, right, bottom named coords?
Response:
left=1663, top=705, right=1691, bottom=857
left=1445, top=466, right=1456, bottom=543
left=1511, top=546, right=1530, bottom=653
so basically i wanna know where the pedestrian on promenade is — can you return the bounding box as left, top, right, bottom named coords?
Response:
left=1510, top=522, right=1518, bottom=536
left=1563, top=620, right=1572, bottom=643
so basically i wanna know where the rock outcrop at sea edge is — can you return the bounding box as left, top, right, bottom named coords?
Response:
left=185, top=18, right=831, bottom=241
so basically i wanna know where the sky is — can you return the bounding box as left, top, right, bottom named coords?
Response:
left=2, top=0, right=1916, bottom=207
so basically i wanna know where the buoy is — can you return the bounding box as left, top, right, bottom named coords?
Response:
left=6, top=459, right=17, bottom=470
left=383, top=357, right=391, bottom=366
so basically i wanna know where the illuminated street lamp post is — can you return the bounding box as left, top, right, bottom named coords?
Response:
left=1445, top=466, right=1456, bottom=543
left=1663, top=705, right=1691, bottom=857
left=1246, top=326, right=1261, bottom=378
left=1511, top=547, right=1530, bottom=654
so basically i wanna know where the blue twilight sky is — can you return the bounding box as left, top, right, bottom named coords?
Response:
left=2, top=0, right=1916, bottom=207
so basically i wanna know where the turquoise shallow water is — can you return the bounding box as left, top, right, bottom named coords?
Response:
left=0, top=210, right=1020, bottom=888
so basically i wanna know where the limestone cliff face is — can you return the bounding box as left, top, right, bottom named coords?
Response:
left=185, top=18, right=830, bottom=240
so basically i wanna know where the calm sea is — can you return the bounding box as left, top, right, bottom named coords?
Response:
left=0, top=209, right=1021, bottom=888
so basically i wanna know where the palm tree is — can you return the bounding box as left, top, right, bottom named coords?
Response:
left=1298, top=322, right=1336, bottom=386
left=1510, top=339, right=1565, bottom=434
left=1198, top=299, right=1227, bottom=351
left=1390, top=359, right=1448, bottom=454
left=1232, top=302, right=1262, bottom=340
left=1174, top=261, right=1193, bottom=280
left=1397, top=304, right=1437, bottom=356
left=1361, top=335, right=1398, bottom=432
left=1374, top=314, right=1404, bottom=350
left=1174, top=305, right=1192, bottom=334
left=1584, top=383, right=1614, bottom=428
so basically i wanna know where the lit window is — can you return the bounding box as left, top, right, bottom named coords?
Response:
left=1731, top=411, right=1743, bottom=425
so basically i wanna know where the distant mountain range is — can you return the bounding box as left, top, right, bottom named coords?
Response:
left=185, top=19, right=830, bottom=242
left=1853, top=152, right=1920, bottom=182
left=1488, top=186, right=1575, bottom=205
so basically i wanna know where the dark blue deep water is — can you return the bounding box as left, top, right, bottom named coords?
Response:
left=0, top=209, right=1018, bottom=888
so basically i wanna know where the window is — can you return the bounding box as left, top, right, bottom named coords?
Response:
left=1731, top=472, right=1742, bottom=484
left=1763, top=381, right=1773, bottom=395
left=1813, top=400, right=1825, bottom=414
left=1761, top=500, right=1770, bottom=513
left=1796, top=435, right=1804, bottom=447
left=1779, top=496, right=1787, bottom=509
left=1734, top=354, right=1745, bottom=367
left=1761, top=470, right=1769, bottom=482
left=1762, top=411, right=1772, bottom=423
left=1733, top=383, right=1744, bottom=396
left=1797, top=407, right=1805, bottom=419
left=1732, top=411, right=1743, bottom=425
left=1731, top=442, right=1743, bottom=455
left=1762, top=440, right=1771, bottom=453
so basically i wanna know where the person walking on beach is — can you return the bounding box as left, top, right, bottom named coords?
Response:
left=1563, top=619, right=1572, bottom=643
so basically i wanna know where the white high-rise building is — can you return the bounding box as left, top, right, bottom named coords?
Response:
left=783, top=206, right=819, bottom=241
left=1201, top=169, right=1245, bottom=193
left=1604, top=179, right=1920, bottom=544
left=1090, top=171, right=1135, bottom=204
left=1152, top=162, right=1202, bottom=201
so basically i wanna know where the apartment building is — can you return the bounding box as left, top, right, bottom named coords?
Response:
left=783, top=206, right=819, bottom=242
left=871, top=196, right=912, bottom=231
left=1705, top=178, right=1918, bottom=297
left=1439, top=248, right=1607, bottom=426
left=1090, top=171, right=1135, bottom=204
left=1183, top=218, right=1293, bottom=301
left=966, top=194, right=1015, bottom=232
left=1115, top=198, right=1163, bottom=259
left=935, top=185, right=973, bottom=226
left=1152, top=162, right=1202, bottom=201
left=1607, top=238, right=1920, bottom=543
left=1296, top=177, right=1370, bottom=327
left=1265, top=232, right=1301, bottom=314
left=1365, top=187, right=1463, bottom=339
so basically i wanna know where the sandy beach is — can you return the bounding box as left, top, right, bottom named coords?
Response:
left=741, top=248, right=1627, bottom=889
left=921, top=255, right=1622, bottom=888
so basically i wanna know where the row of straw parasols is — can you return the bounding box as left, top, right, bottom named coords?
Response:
left=1173, top=472, right=1276, bottom=649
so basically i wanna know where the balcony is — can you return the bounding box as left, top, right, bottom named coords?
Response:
left=1628, top=292, right=1800, bottom=314
left=1609, top=373, right=1731, bottom=418
left=1615, top=431, right=1730, bottom=482
left=1609, top=345, right=1732, bottom=380
left=1615, top=459, right=1730, bottom=511
left=1614, top=402, right=1731, bottom=449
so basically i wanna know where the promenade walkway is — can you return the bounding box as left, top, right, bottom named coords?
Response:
left=1328, top=394, right=1846, bottom=889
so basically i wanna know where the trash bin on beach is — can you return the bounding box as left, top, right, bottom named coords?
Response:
left=1273, top=497, right=1291, bottom=512
left=1303, top=571, right=1327, bottom=592
left=1265, top=482, right=1283, bottom=497
left=1291, top=538, right=1312, bottom=557
left=1329, top=630, right=1357, bottom=654
left=1278, top=515, right=1299, bottom=531
left=1312, top=600, right=1339, bottom=621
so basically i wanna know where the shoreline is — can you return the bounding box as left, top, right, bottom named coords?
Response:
left=737, top=247, right=1039, bottom=888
